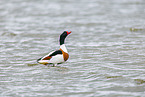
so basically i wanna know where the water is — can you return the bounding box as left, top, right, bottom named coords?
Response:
left=0, top=0, right=145, bottom=97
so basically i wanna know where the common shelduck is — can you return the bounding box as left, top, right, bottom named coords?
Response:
left=37, top=31, right=71, bottom=66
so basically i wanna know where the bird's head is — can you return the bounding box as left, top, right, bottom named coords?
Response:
left=60, top=30, right=71, bottom=38
left=59, top=30, right=71, bottom=45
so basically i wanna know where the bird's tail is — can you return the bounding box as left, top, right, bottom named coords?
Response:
left=37, top=58, right=42, bottom=63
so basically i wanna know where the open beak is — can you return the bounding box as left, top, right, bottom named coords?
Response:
left=66, top=31, right=71, bottom=35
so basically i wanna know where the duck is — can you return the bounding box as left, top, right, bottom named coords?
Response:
left=37, top=31, right=71, bottom=66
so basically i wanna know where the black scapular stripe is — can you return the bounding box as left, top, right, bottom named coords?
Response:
left=37, top=57, right=42, bottom=63
left=49, top=50, right=62, bottom=57
left=37, top=50, right=62, bottom=63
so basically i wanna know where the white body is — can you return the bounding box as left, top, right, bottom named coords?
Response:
left=60, top=44, right=68, bottom=53
left=38, top=44, right=68, bottom=64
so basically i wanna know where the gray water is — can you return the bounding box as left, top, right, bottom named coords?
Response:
left=0, top=0, right=145, bottom=97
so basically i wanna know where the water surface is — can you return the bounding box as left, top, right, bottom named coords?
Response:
left=0, top=0, right=145, bottom=97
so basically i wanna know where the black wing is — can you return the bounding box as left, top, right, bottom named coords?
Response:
left=49, top=50, right=62, bottom=57
left=37, top=50, right=62, bottom=63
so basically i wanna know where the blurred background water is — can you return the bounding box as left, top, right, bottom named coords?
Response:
left=0, top=0, right=145, bottom=97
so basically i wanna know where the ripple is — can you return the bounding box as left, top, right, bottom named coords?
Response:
left=1, top=0, right=145, bottom=97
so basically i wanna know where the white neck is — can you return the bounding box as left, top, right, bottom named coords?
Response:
left=60, top=44, right=68, bottom=53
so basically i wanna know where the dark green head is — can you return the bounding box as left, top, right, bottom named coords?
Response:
left=59, top=31, right=71, bottom=45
